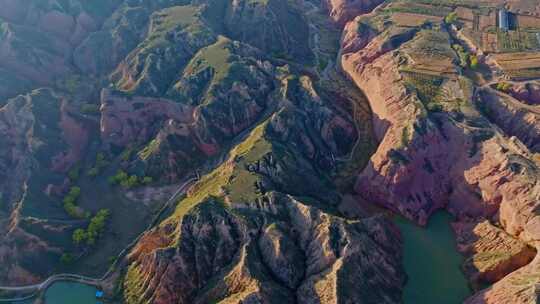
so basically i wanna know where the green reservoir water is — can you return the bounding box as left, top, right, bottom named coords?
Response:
left=394, top=211, right=471, bottom=304
left=43, top=282, right=98, bottom=304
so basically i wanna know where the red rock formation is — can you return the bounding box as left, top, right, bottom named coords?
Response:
left=477, top=88, right=540, bottom=152
left=322, top=0, right=386, bottom=26
left=453, top=220, right=537, bottom=289
left=100, top=89, right=195, bottom=147
left=340, top=13, right=540, bottom=303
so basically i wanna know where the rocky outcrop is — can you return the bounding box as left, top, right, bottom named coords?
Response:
left=340, top=9, right=540, bottom=303
left=100, top=89, right=194, bottom=147
left=323, top=0, right=385, bottom=26
left=464, top=254, right=540, bottom=304
left=110, top=5, right=216, bottom=97
left=224, top=0, right=313, bottom=63
left=478, top=88, right=540, bottom=153
left=126, top=192, right=404, bottom=304
left=453, top=220, right=537, bottom=290
left=125, top=200, right=244, bottom=304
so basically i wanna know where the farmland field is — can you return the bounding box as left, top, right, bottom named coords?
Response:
left=391, top=12, right=443, bottom=27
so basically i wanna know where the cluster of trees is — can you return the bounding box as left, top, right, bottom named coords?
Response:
left=72, top=209, right=111, bottom=246
left=108, top=170, right=153, bottom=189
left=63, top=186, right=87, bottom=219
left=452, top=44, right=478, bottom=69
left=87, top=153, right=109, bottom=178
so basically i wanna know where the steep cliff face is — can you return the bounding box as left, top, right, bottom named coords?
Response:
left=322, top=0, right=385, bottom=26
left=100, top=89, right=195, bottom=147
left=477, top=88, right=540, bottom=153
left=223, top=0, right=313, bottom=63
left=453, top=220, right=536, bottom=290
left=340, top=3, right=540, bottom=303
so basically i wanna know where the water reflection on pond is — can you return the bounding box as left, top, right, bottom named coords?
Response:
left=43, top=281, right=99, bottom=304
left=394, top=211, right=471, bottom=304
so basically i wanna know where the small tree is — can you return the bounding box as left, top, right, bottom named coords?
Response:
left=60, top=253, right=74, bottom=265
left=128, top=175, right=139, bottom=188
left=110, top=170, right=129, bottom=185
left=73, top=228, right=87, bottom=245
left=120, top=148, right=132, bottom=162
left=69, top=187, right=81, bottom=198
left=142, top=176, right=153, bottom=185
left=88, top=167, right=99, bottom=177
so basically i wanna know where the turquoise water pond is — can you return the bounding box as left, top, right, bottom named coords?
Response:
left=394, top=211, right=471, bottom=304
left=43, top=282, right=99, bottom=304
left=9, top=282, right=99, bottom=304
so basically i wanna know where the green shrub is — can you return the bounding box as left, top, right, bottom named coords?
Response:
left=63, top=186, right=85, bottom=218
left=87, top=167, right=99, bottom=177
left=68, top=166, right=81, bottom=181
left=109, top=170, right=128, bottom=185
left=120, top=148, right=132, bottom=162
left=72, top=209, right=111, bottom=247
left=60, top=253, right=75, bottom=264
left=87, top=153, right=109, bottom=177
left=81, top=104, right=100, bottom=115
left=110, top=170, right=142, bottom=188
left=85, top=209, right=110, bottom=246
left=72, top=228, right=87, bottom=245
